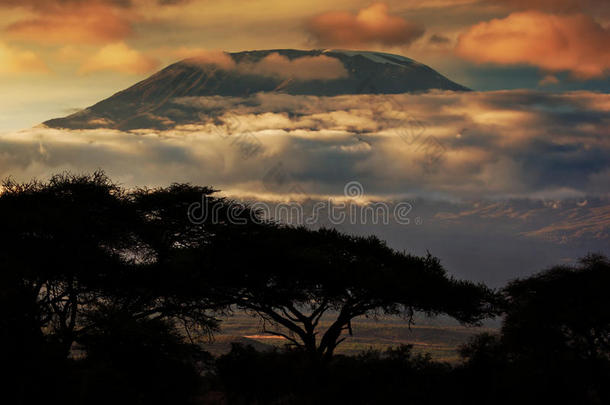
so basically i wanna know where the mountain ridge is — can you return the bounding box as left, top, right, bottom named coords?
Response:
left=44, top=49, right=470, bottom=130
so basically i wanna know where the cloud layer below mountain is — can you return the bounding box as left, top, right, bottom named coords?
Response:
left=1, top=89, right=608, bottom=283
left=2, top=90, right=608, bottom=199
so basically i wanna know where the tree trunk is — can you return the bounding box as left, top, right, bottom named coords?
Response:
left=317, top=311, right=352, bottom=361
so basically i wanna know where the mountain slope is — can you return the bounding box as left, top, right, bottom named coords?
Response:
left=44, top=49, right=470, bottom=130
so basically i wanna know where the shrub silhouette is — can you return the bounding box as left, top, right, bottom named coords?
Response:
left=460, top=254, right=610, bottom=405
left=214, top=343, right=455, bottom=404
left=74, top=305, right=207, bottom=405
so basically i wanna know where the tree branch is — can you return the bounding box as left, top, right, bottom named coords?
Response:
left=238, top=300, right=309, bottom=343
left=262, top=330, right=301, bottom=347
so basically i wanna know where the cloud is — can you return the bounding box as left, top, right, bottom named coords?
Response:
left=0, top=0, right=132, bottom=10
left=456, top=11, right=610, bottom=79
left=521, top=202, right=610, bottom=242
left=5, top=3, right=133, bottom=44
left=306, top=2, right=425, bottom=47
left=433, top=198, right=610, bottom=245
left=79, top=42, right=159, bottom=74
left=238, top=53, right=349, bottom=80
left=172, top=48, right=237, bottom=69
left=0, top=42, right=49, bottom=75
left=429, top=34, right=451, bottom=45
left=55, top=45, right=83, bottom=62
left=0, top=0, right=187, bottom=10
left=156, top=0, right=190, bottom=5
left=493, top=0, right=610, bottom=16
left=538, top=74, right=559, bottom=86
left=180, top=51, right=348, bottom=80
left=3, top=89, right=610, bottom=287
left=2, top=90, right=609, bottom=285
left=21, top=90, right=608, bottom=200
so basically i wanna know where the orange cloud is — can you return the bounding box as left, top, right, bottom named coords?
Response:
left=5, top=3, right=133, bottom=44
left=179, top=49, right=237, bottom=69
left=539, top=75, right=559, bottom=86
left=242, top=53, right=349, bottom=80
left=0, top=42, right=49, bottom=75
left=456, top=11, right=610, bottom=79
left=79, top=42, right=159, bottom=74
left=307, top=2, right=424, bottom=47
left=55, top=45, right=83, bottom=62
left=0, top=0, right=132, bottom=10
left=494, top=0, right=610, bottom=16
left=6, top=1, right=132, bottom=44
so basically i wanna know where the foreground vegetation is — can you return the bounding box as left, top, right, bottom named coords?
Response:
left=1, top=172, right=608, bottom=404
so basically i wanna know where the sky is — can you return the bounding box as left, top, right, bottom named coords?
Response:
left=0, top=0, right=608, bottom=284
left=0, top=0, right=609, bottom=130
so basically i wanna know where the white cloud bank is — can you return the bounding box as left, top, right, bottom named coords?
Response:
left=1, top=89, right=609, bottom=283
left=3, top=90, right=606, bottom=199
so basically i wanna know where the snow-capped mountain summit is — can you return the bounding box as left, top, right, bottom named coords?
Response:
left=44, top=49, right=469, bottom=130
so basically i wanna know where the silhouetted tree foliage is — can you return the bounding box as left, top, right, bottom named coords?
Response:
left=459, top=254, right=610, bottom=405
left=0, top=172, right=133, bottom=355
left=0, top=172, right=138, bottom=403
left=74, top=304, right=208, bottom=405
left=198, top=225, right=497, bottom=361
left=0, top=172, right=221, bottom=404
left=3, top=171, right=606, bottom=405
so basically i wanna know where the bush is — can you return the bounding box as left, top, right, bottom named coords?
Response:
left=213, top=343, right=455, bottom=405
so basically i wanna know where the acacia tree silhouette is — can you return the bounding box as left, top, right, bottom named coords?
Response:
left=122, top=180, right=498, bottom=362
left=0, top=171, right=136, bottom=358
left=201, top=224, right=497, bottom=361
left=129, top=183, right=257, bottom=337
left=0, top=172, right=229, bottom=403
left=0, top=171, right=500, bottom=402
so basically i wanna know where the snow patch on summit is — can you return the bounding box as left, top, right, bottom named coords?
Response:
left=324, top=49, right=417, bottom=67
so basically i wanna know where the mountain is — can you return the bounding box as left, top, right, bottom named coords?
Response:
left=44, top=49, right=470, bottom=130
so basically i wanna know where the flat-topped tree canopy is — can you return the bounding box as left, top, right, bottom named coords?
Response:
left=197, top=224, right=497, bottom=360
left=0, top=171, right=496, bottom=364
